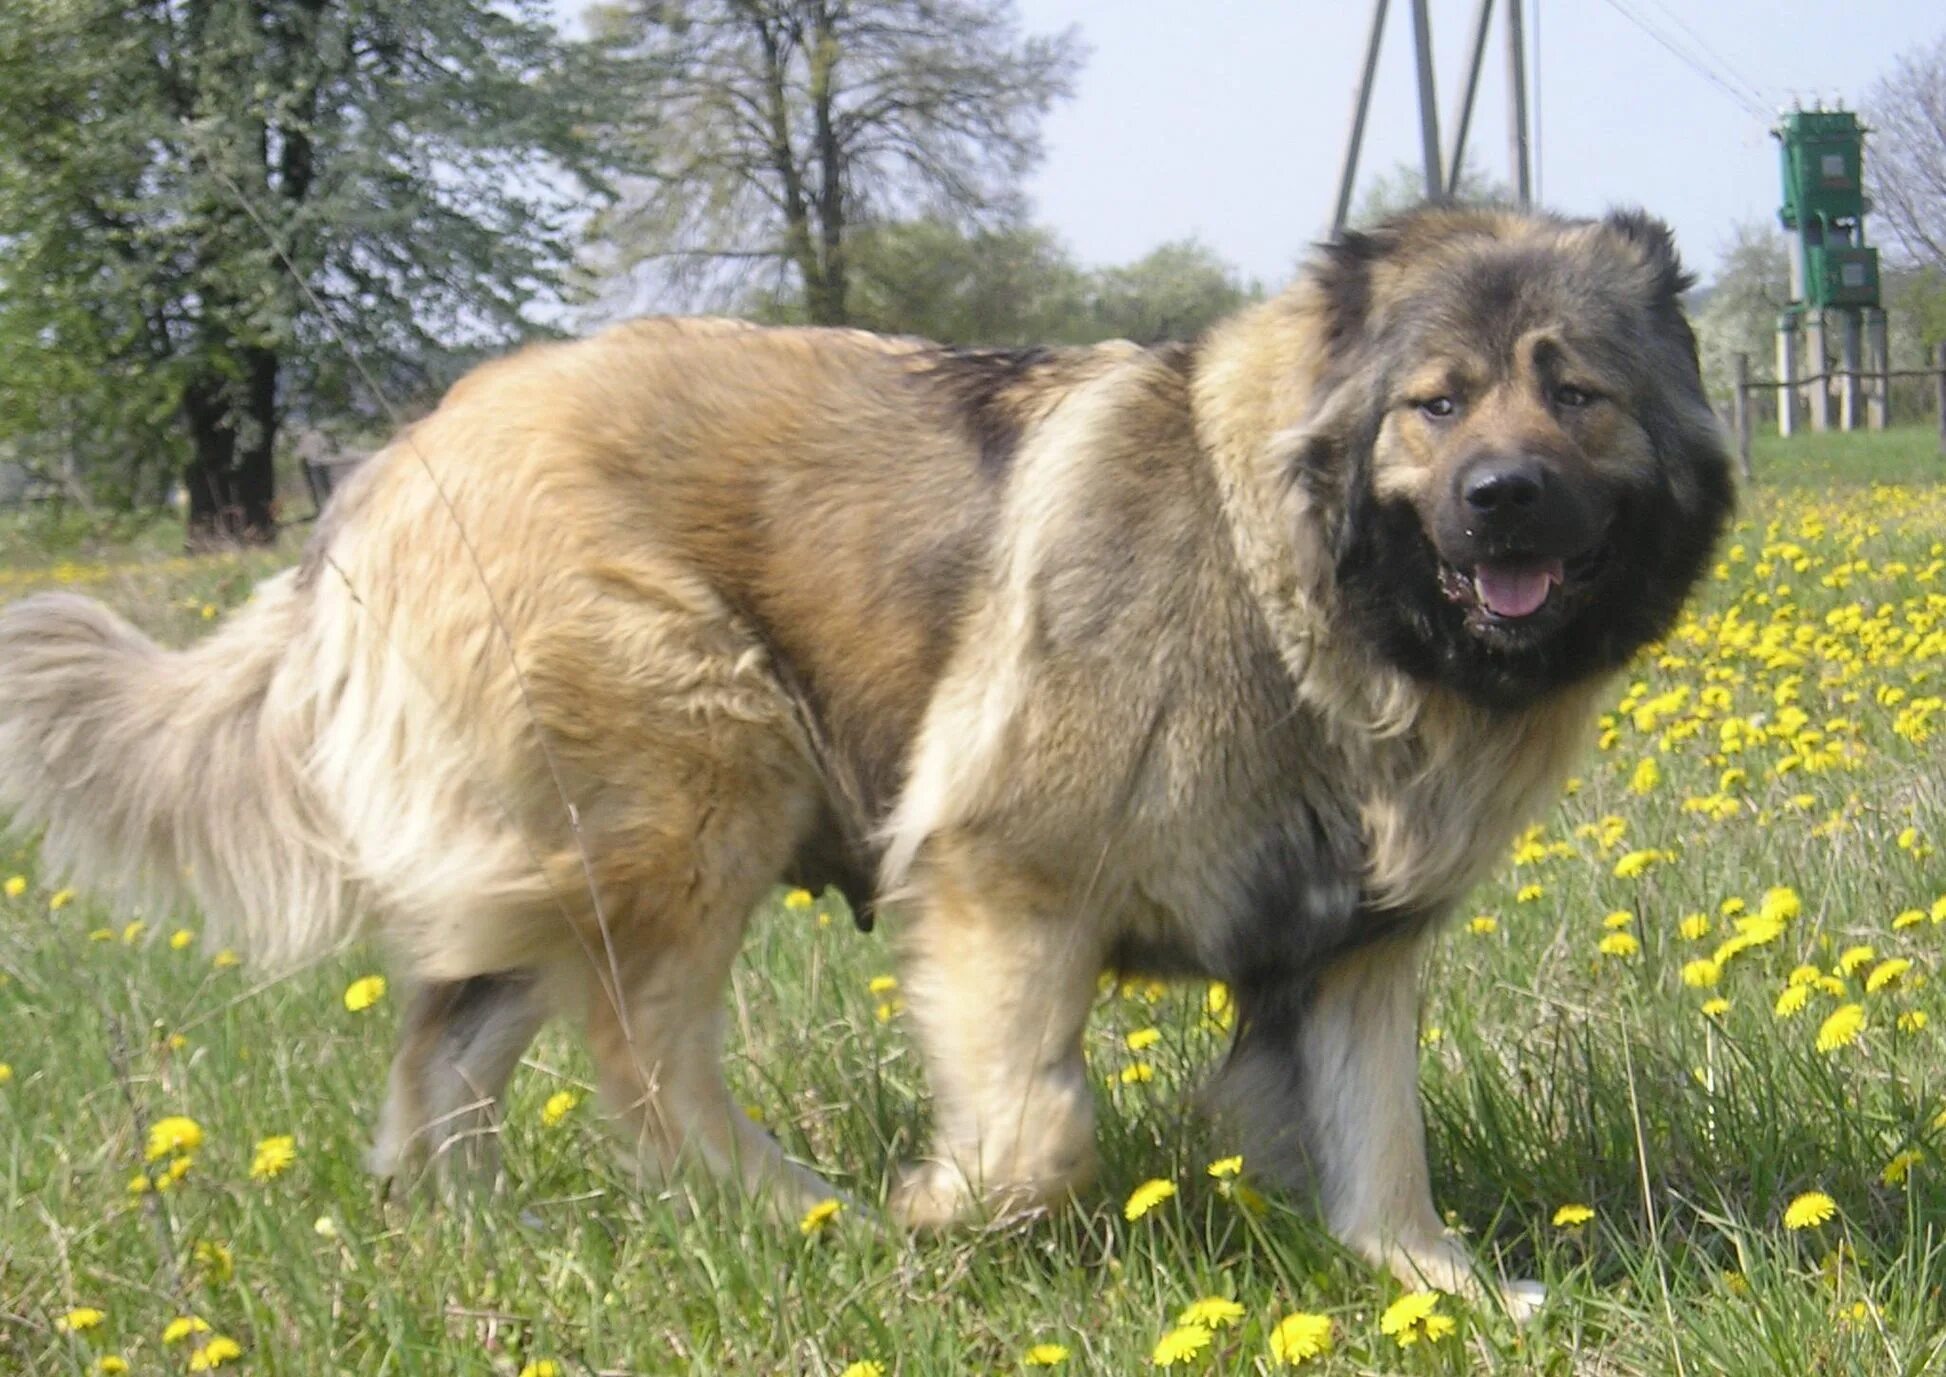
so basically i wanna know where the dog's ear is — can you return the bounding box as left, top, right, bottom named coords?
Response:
left=1602, top=209, right=1695, bottom=303
left=1309, top=225, right=1396, bottom=354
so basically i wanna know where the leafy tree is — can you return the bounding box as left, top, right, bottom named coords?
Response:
left=1865, top=32, right=1946, bottom=275
left=1085, top=239, right=1257, bottom=344
left=1347, top=160, right=1513, bottom=231
left=0, top=0, right=619, bottom=543
left=584, top=0, right=1083, bottom=325
left=1692, top=221, right=1791, bottom=404
left=817, top=217, right=1090, bottom=344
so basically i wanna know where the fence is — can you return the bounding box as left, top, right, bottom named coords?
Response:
left=1730, top=342, right=1946, bottom=481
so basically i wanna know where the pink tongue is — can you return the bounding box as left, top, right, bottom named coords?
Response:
left=1474, top=560, right=1563, bottom=618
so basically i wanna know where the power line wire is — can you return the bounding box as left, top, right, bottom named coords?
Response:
left=1600, top=0, right=1771, bottom=124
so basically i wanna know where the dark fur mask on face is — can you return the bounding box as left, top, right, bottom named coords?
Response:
left=1295, top=208, right=1736, bottom=711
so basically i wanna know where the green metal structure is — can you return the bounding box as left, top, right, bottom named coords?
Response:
left=1774, top=108, right=1879, bottom=311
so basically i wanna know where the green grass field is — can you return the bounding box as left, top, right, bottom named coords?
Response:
left=3, top=428, right=1945, bottom=1375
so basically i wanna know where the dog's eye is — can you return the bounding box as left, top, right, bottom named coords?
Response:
left=1417, top=396, right=1457, bottom=420
left=1555, top=384, right=1598, bottom=409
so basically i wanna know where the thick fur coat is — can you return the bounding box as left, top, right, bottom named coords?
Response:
left=0, top=207, right=1732, bottom=1301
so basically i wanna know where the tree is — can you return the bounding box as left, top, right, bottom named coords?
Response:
left=585, top=0, right=1083, bottom=325
left=1865, top=32, right=1946, bottom=274
left=0, top=0, right=619, bottom=544
left=1086, top=239, right=1257, bottom=344
left=818, top=217, right=1090, bottom=344
left=1692, top=221, right=1791, bottom=405
left=1347, top=160, right=1513, bottom=231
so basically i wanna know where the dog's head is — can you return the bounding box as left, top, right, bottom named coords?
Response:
left=1289, top=207, right=1734, bottom=709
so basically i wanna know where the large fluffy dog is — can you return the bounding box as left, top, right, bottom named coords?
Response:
left=0, top=207, right=1731, bottom=1301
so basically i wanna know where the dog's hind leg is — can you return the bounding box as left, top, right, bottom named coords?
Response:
left=886, top=844, right=1105, bottom=1229
left=369, top=970, right=552, bottom=1193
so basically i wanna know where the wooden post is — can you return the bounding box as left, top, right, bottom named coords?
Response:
left=1866, top=308, right=1889, bottom=430
left=1936, top=343, right=1946, bottom=459
left=1805, top=313, right=1830, bottom=432
left=1777, top=316, right=1798, bottom=438
left=1732, top=353, right=1752, bottom=482
left=1840, top=310, right=1864, bottom=431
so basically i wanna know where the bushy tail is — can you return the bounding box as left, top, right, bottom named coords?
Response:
left=0, top=576, right=356, bottom=965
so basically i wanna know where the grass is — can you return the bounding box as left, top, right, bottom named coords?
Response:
left=3, top=444, right=1945, bottom=1375
left=1747, top=422, right=1943, bottom=489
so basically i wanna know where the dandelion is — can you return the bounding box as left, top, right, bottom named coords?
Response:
left=3, top=875, right=24, bottom=898
left=120, top=920, right=144, bottom=944
left=783, top=888, right=814, bottom=910
left=96, top=1358, right=129, bottom=1375
left=1893, top=908, right=1925, bottom=930
left=1613, top=849, right=1662, bottom=878
left=249, top=1135, right=295, bottom=1181
left=1177, top=1297, right=1244, bottom=1329
left=1814, top=1003, right=1865, bottom=1053
left=1775, top=985, right=1812, bottom=1018
left=188, top=1337, right=243, bottom=1371
left=56, top=1307, right=105, bottom=1333
left=1379, top=1290, right=1456, bottom=1347
left=1865, top=958, right=1912, bottom=993
left=1602, top=909, right=1635, bottom=929
left=1023, top=1342, right=1071, bottom=1366
left=1881, top=1149, right=1923, bottom=1186
left=1681, top=958, right=1722, bottom=988
left=542, top=1090, right=580, bottom=1126
left=1206, top=1155, right=1243, bottom=1179
left=0, top=1063, right=11, bottom=1085
left=1204, top=982, right=1233, bottom=1030
left=837, top=1363, right=884, bottom=1377
left=1124, top=1178, right=1176, bottom=1220
left=867, top=974, right=898, bottom=995
left=343, top=975, right=387, bottom=1012
left=163, top=1316, right=212, bottom=1345
left=1898, top=1010, right=1929, bottom=1033
left=1267, top=1312, right=1333, bottom=1365
left=192, top=1241, right=232, bottom=1283
left=146, top=1115, right=203, bottom=1162
left=1784, top=1191, right=1837, bottom=1230
left=800, top=1198, right=843, bottom=1236
left=49, top=888, right=75, bottom=911
left=1701, top=997, right=1731, bottom=1018
left=1120, top=1062, right=1156, bottom=1084
left=1150, top=1324, right=1211, bottom=1366
left=1679, top=913, right=1711, bottom=940
left=1598, top=931, right=1639, bottom=958
left=519, top=1363, right=562, bottom=1377
left=1126, top=1026, right=1161, bottom=1050
left=1468, top=914, right=1498, bottom=934
left=170, top=929, right=194, bottom=950
left=1629, top=758, right=1661, bottom=794
left=1835, top=945, right=1875, bottom=976
left=1759, top=887, right=1802, bottom=923
left=1552, top=1203, right=1595, bottom=1227
left=1516, top=883, right=1544, bottom=904
left=212, top=949, right=240, bottom=968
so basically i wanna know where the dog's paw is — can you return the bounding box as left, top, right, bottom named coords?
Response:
left=887, top=1159, right=976, bottom=1231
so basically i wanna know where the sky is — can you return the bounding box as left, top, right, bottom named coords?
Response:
left=1012, top=0, right=1938, bottom=287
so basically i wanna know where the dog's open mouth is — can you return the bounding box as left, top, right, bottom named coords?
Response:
left=1439, top=543, right=1608, bottom=633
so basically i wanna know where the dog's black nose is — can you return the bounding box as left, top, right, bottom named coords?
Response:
left=1460, top=457, right=1547, bottom=515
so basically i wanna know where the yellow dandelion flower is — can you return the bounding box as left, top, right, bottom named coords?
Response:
left=518, top=1363, right=562, bottom=1377
left=57, top=1307, right=105, bottom=1333
left=169, top=928, right=195, bottom=950
left=1121, top=1062, right=1155, bottom=1085
left=1881, top=1149, right=1923, bottom=1186
left=1629, top=758, right=1661, bottom=795
left=1815, top=1003, right=1866, bottom=1053
left=145, top=1115, right=203, bottom=1162
left=1681, top=958, right=1722, bottom=988
left=1598, top=931, right=1639, bottom=958
left=1206, top=1155, right=1243, bottom=1179
left=49, top=888, right=75, bottom=911
left=1150, top=1324, right=1211, bottom=1367
left=0, top=1063, right=11, bottom=1085
left=120, top=920, right=144, bottom=944
left=1126, top=1026, right=1161, bottom=1050
left=1784, top=1191, right=1837, bottom=1229
left=1380, top=1290, right=1456, bottom=1347
left=799, top=1198, right=843, bottom=1236
left=1613, top=849, right=1661, bottom=878
left=1775, top=985, right=1812, bottom=1018
left=837, top=1363, right=884, bottom=1377
left=1124, top=1178, right=1176, bottom=1220
left=343, top=975, right=387, bottom=1012
left=1701, top=997, right=1731, bottom=1018
left=1836, top=945, right=1875, bottom=976
left=1759, top=887, right=1802, bottom=923
left=1516, top=883, right=1544, bottom=903
left=1898, top=1010, right=1929, bottom=1033
left=867, top=974, right=899, bottom=995
left=126, top=1172, right=151, bottom=1196
left=3, top=875, right=24, bottom=898
left=1267, top=1312, right=1333, bottom=1365
left=188, top=1337, right=243, bottom=1371
left=1679, top=913, right=1711, bottom=940
left=1552, top=1203, right=1595, bottom=1227
left=542, top=1090, right=580, bottom=1126
left=1816, top=974, right=1847, bottom=997
left=1788, top=964, right=1823, bottom=987
left=96, top=1358, right=129, bottom=1375
left=212, top=949, right=240, bottom=968
left=1468, top=914, right=1498, bottom=935
left=192, top=1241, right=232, bottom=1282
left=782, top=888, right=814, bottom=910
left=1023, top=1342, right=1071, bottom=1366
left=249, top=1135, right=295, bottom=1181
left=1893, top=908, right=1925, bottom=930
left=88, top=928, right=113, bottom=942
left=1602, top=909, right=1635, bottom=929
left=1177, top=1297, right=1244, bottom=1330
left=163, top=1315, right=212, bottom=1345
left=1865, top=958, right=1912, bottom=993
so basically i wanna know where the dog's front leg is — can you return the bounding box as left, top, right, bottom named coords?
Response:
left=1220, top=935, right=1541, bottom=1313
left=887, top=839, right=1105, bottom=1229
